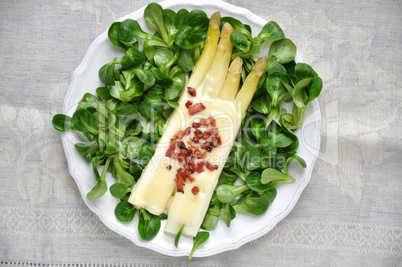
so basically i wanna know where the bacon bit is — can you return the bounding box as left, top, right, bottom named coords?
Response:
left=184, top=127, right=191, bottom=136
left=201, top=141, right=211, bottom=149
left=208, top=116, right=216, bottom=127
left=211, top=136, right=221, bottom=147
left=192, top=122, right=201, bottom=128
left=210, top=127, right=219, bottom=136
left=192, top=186, right=200, bottom=195
left=200, top=117, right=208, bottom=126
left=175, top=167, right=201, bottom=190
left=177, top=167, right=184, bottom=176
left=169, top=139, right=177, bottom=150
left=198, top=116, right=215, bottom=127
left=187, top=87, right=196, bottom=97
left=175, top=171, right=185, bottom=193
left=192, top=148, right=200, bottom=158
left=180, top=167, right=193, bottom=180
left=188, top=103, right=206, bottom=115
left=188, top=143, right=197, bottom=151
left=186, top=154, right=193, bottom=162
left=211, top=138, right=219, bottom=147
left=192, top=150, right=206, bottom=159
left=180, top=149, right=192, bottom=158
left=177, top=130, right=184, bottom=140
left=185, top=100, right=193, bottom=108
left=202, top=130, right=211, bottom=140
left=184, top=168, right=192, bottom=177
left=185, top=157, right=195, bottom=173
left=166, top=165, right=172, bottom=170
left=194, top=162, right=204, bottom=173
left=201, top=141, right=213, bottom=152
left=179, top=148, right=188, bottom=156
left=175, top=169, right=195, bottom=193
left=185, top=153, right=192, bottom=161
left=166, top=149, right=175, bottom=158
left=194, top=129, right=203, bottom=139
left=177, top=141, right=186, bottom=149
left=169, top=143, right=175, bottom=150
left=205, top=161, right=219, bottom=171
left=192, top=138, right=199, bottom=144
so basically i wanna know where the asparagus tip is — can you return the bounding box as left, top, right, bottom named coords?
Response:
left=210, top=12, right=221, bottom=29
left=253, top=56, right=268, bottom=76
left=229, top=57, right=243, bottom=74
left=221, top=22, right=234, bottom=37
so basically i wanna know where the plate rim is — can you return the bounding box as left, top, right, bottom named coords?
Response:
left=61, top=0, right=321, bottom=257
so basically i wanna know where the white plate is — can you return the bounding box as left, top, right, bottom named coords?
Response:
left=61, top=0, right=321, bottom=258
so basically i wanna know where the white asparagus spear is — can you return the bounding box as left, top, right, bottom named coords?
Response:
left=218, top=57, right=243, bottom=101
left=187, top=12, right=221, bottom=89
left=128, top=12, right=222, bottom=215
left=236, top=57, right=268, bottom=115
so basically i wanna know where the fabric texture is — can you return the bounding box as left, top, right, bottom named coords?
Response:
left=0, top=0, right=401, bottom=266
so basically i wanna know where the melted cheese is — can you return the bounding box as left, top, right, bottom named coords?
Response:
left=128, top=90, right=242, bottom=236
left=164, top=96, right=241, bottom=236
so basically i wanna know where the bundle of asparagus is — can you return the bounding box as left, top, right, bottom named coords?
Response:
left=128, top=11, right=267, bottom=237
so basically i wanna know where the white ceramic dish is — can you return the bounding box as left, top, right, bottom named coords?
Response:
left=61, top=0, right=321, bottom=258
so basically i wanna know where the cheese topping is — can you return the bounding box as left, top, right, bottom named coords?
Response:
left=128, top=89, right=241, bottom=217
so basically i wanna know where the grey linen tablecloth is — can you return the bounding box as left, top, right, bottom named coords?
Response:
left=1, top=0, right=401, bottom=266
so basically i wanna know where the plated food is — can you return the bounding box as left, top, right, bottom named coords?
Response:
left=53, top=0, right=322, bottom=258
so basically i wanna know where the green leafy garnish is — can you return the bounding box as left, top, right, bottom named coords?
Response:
left=189, top=232, right=210, bottom=260
left=115, top=200, right=136, bottom=222
left=174, top=225, right=184, bottom=248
